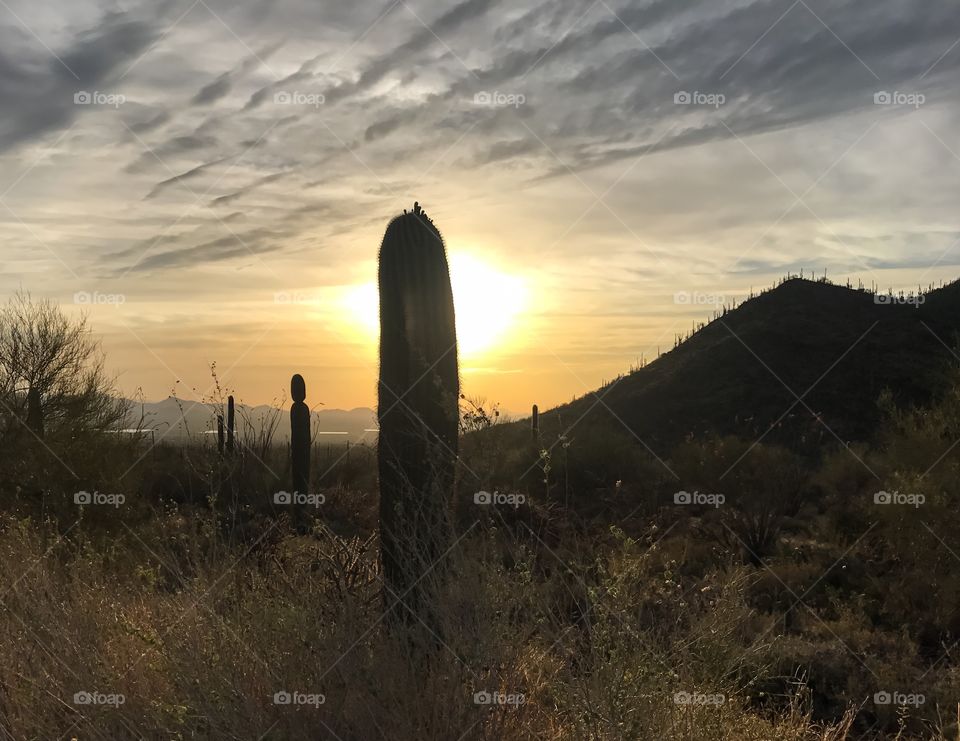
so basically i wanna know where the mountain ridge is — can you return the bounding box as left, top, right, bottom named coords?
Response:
left=528, top=276, right=960, bottom=454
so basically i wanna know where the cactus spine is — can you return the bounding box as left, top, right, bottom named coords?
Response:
left=26, top=387, right=43, bottom=438
left=290, top=373, right=310, bottom=496
left=377, top=202, right=459, bottom=626
left=531, top=403, right=539, bottom=441
left=226, top=395, right=235, bottom=454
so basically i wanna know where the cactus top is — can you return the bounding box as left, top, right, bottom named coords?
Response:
left=377, top=201, right=459, bottom=442
left=395, top=201, right=441, bottom=239
left=291, top=374, right=306, bottom=403
left=378, top=203, right=455, bottom=347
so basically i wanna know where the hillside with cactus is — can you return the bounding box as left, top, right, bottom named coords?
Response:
left=529, top=277, right=960, bottom=455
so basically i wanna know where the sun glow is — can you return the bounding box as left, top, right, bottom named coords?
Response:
left=340, top=253, right=527, bottom=358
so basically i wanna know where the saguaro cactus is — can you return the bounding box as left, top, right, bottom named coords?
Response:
left=531, top=404, right=539, bottom=441
left=26, top=387, right=43, bottom=438
left=290, top=373, right=310, bottom=495
left=226, top=395, right=235, bottom=454
left=290, top=374, right=311, bottom=533
left=378, top=201, right=459, bottom=626
left=217, top=414, right=225, bottom=456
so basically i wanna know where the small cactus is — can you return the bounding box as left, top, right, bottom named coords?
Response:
left=217, top=414, right=225, bottom=456
left=377, top=201, right=459, bottom=628
left=290, top=373, right=310, bottom=497
left=226, top=395, right=235, bottom=454
left=26, top=387, right=43, bottom=438
left=531, top=404, right=539, bottom=440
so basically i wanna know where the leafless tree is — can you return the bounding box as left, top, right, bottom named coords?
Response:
left=0, top=291, right=127, bottom=443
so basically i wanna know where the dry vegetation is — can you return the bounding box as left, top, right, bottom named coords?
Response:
left=0, top=293, right=958, bottom=739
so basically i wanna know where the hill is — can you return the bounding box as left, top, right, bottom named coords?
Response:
left=532, top=277, right=960, bottom=454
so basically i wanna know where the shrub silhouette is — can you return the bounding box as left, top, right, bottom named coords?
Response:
left=377, top=202, right=459, bottom=630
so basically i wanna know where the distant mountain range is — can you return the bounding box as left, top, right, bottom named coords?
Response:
left=123, top=397, right=377, bottom=443
left=526, top=277, right=960, bottom=455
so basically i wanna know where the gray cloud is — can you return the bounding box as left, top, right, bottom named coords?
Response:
left=4, top=0, right=960, bottom=291
left=127, top=110, right=172, bottom=133
left=542, top=0, right=960, bottom=168
left=0, top=10, right=159, bottom=153
left=209, top=171, right=291, bottom=206
left=192, top=73, right=233, bottom=105
left=144, top=156, right=229, bottom=199
left=191, top=42, right=284, bottom=106
left=243, top=0, right=500, bottom=112
left=130, top=226, right=287, bottom=271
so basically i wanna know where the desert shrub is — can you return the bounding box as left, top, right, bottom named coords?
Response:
left=671, top=437, right=809, bottom=564
left=812, top=446, right=877, bottom=535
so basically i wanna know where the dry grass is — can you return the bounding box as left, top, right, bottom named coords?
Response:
left=1, top=376, right=959, bottom=738
left=0, top=510, right=867, bottom=740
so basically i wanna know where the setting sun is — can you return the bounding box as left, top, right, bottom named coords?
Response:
left=341, top=253, right=528, bottom=358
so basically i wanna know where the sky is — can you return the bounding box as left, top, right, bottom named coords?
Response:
left=1, top=0, right=958, bottom=413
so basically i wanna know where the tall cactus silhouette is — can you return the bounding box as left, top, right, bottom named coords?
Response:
left=290, top=374, right=311, bottom=533
left=290, top=373, right=310, bottom=492
left=26, top=387, right=43, bottom=438
left=217, top=414, right=224, bottom=456
left=531, top=403, right=539, bottom=441
left=378, top=201, right=459, bottom=626
left=226, top=395, right=235, bottom=455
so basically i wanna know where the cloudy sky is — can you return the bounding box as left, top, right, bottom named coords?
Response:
left=1, top=0, right=958, bottom=413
